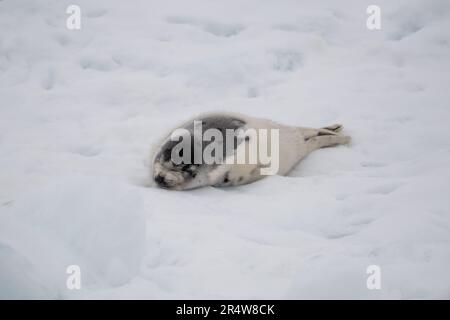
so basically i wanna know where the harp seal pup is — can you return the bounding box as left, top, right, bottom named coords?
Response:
left=151, top=112, right=350, bottom=190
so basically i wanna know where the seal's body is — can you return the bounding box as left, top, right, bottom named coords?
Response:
left=151, top=112, right=350, bottom=190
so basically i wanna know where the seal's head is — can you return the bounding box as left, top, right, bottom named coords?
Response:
left=151, top=114, right=247, bottom=190
left=152, top=139, right=211, bottom=190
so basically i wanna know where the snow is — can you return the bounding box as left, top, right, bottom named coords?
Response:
left=1, top=0, right=450, bottom=299
left=0, top=175, right=146, bottom=299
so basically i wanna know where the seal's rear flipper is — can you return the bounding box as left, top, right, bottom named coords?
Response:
left=321, top=123, right=343, bottom=133
left=301, top=123, right=350, bottom=151
left=306, top=133, right=350, bottom=151
left=302, top=124, right=344, bottom=141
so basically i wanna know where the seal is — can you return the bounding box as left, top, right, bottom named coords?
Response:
left=151, top=112, right=350, bottom=190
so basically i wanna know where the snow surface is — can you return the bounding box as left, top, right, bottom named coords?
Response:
left=1, top=0, right=450, bottom=299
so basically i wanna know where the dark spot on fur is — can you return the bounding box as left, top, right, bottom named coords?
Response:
left=162, top=147, right=172, bottom=161
left=223, top=172, right=230, bottom=184
left=181, top=164, right=198, bottom=178
left=238, top=176, right=244, bottom=182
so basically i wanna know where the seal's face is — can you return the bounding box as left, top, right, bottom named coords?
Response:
left=152, top=137, right=212, bottom=190
left=153, top=160, right=206, bottom=190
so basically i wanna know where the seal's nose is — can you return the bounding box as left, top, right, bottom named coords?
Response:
left=155, top=174, right=169, bottom=188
